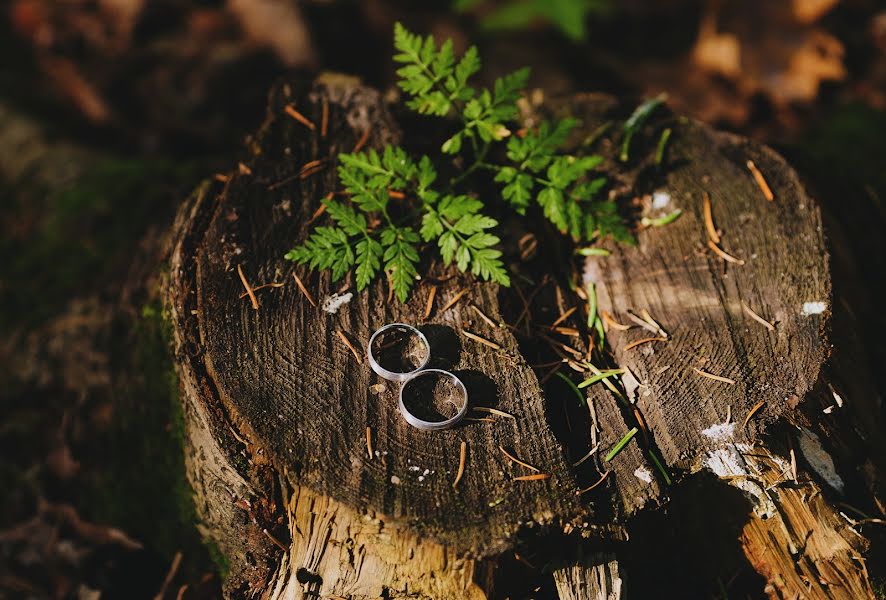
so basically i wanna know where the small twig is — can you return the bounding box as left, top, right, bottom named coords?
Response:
left=577, top=470, right=610, bottom=494
left=741, top=302, right=775, bottom=331
left=337, top=330, right=363, bottom=363
left=438, top=288, right=468, bottom=314
left=474, top=406, right=516, bottom=420
left=513, top=473, right=551, bottom=481
left=703, top=191, right=721, bottom=244
left=423, top=286, right=437, bottom=320
left=237, top=265, right=260, bottom=310
left=693, top=367, right=736, bottom=385
left=366, top=427, right=373, bottom=460
left=353, top=125, right=372, bottom=153
left=463, top=330, right=501, bottom=350
left=743, top=400, right=766, bottom=429
left=746, top=160, right=774, bottom=201
left=550, top=306, right=578, bottom=328
left=499, top=446, right=540, bottom=472
left=320, top=97, right=329, bottom=138
left=453, top=441, right=467, bottom=489
left=292, top=272, right=316, bottom=307
left=624, top=336, right=667, bottom=351
left=707, top=240, right=745, bottom=265
left=284, top=105, right=316, bottom=130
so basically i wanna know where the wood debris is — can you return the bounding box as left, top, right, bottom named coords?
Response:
left=284, top=105, right=316, bottom=130
left=453, top=441, right=467, bottom=489
left=746, top=159, right=774, bottom=201
left=366, top=427, right=373, bottom=460
left=693, top=367, right=736, bottom=385
left=499, top=446, right=540, bottom=472
left=463, top=330, right=501, bottom=351
left=237, top=264, right=259, bottom=310
left=337, top=330, right=363, bottom=363
left=238, top=282, right=284, bottom=299
left=291, top=272, right=316, bottom=307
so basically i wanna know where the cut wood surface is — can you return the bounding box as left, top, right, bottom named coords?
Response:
left=165, top=77, right=882, bottom=597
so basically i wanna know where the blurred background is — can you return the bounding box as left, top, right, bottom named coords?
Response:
left=1, top=0, right=884, bottom=597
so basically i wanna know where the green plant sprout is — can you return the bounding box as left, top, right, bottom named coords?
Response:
left=286, top=23, right=631, bottom=302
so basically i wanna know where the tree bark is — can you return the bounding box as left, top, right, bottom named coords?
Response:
left=164, top=77, right=883, bottom=598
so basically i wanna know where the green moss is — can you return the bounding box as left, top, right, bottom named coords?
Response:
left=79, top=296, right=214, bottom=580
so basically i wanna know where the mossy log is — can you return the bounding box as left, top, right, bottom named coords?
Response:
left=164, top=76, right=885, bottom=598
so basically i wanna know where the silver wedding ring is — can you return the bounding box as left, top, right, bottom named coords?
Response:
left=399, top=369, right=468, bottom=431
left=367, top=323, right=430, bottom=382
left=367, top=324, right=467, bottom=430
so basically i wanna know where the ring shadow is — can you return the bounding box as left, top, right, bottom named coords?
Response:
left=418, top=323, right=461, bottom=369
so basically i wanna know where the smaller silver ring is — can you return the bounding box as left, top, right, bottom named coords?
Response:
left=399, top=369, right=468, bottom=431
left=367, top=323, right=431, bottom=382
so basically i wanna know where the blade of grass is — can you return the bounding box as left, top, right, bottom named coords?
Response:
left=586, top=281, right=597, bottom=329
left=641, top=209, right=682, bottom=228
left=605, top=427, right=638, bottom=461
left=655, top=127, right=672, bottom=165
left=620, top=93, right=667, bottom=162
left=577, top=369, right=624, bottom=389
left=648, top=448, right=672, bottom=485
left=555, top=372, right=586, bottom=406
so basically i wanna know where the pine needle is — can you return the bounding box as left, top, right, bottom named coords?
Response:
left=366, top=427, right=373, bottom=460
left=291, top=272, right=317, bottom=307
left=320, top=97, right=329, bottom=138
left=463, top=330, right=501, bottom=350
left=741, top=302, right=775, bottom=331
left=424, top=285, right=437, bottom=319
left=337, top=330, right=363, bottom=363
left=746, top=160, right=774, bottom=201
left=624, top=336, right=667, bottom=351
left=550, top=306, right=578, bottom=328
left=703, top=191, right=721, bottom=244
left=499, top=446, right=540, bottom=472
left=605, top=427, right=639, bottom=461
left=353, top=125, right=372, bottom=153
left=453, top=441, right=467, bottom=489
left=743, top=401, right=766, bottom=429
left=470, top=304, right=497, bottom=328
left=513, top=473, right=551, bottom=481
left=474, top=406, right=516, bottom=420
left=572, top=444, right=600, bottom=467
left=693, top=367, right=736, bottom=385
left=237, top=265, right=259, bottom=310
left=707, top=240, right=745, bottom=264
left=439, top=288, right=468, bottom=313
left=648, top=449, right=672, bottom=485
left=284, top=105, right=316, bottom=130
left=601, top=310, right=632, bottom=331
left=578, top=470, right=610, bottom=494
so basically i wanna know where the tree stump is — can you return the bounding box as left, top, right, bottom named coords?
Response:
left=164, top=76, right=884, bottom=598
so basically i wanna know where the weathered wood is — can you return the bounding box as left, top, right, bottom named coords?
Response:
left=165, top=77, right=883, bottom=597
left=553, top=553, right=624, bottom=600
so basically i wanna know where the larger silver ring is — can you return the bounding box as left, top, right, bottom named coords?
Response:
left=399, top=369, right=468, bottom=431
left=367, top=323, right=431, bottom=382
